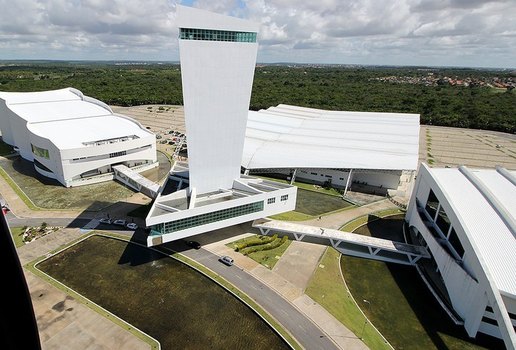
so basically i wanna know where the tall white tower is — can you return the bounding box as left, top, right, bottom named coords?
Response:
left=177, top=5, right=259, bottom=194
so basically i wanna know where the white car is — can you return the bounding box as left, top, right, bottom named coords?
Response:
left=219, top=255, right=234, bottom=266
left=126, top=223, right=138, bottom=230
left=113, top=219, right=126, bottom=226
left=99, top=218, right=112, bottom=224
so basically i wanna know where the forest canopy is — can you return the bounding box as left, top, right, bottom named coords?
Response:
left=0, top=62, right=514, bottom=133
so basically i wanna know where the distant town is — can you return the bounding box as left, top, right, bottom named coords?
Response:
left=371, top=73, right=515, bottom=89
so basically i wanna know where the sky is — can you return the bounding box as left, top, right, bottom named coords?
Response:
left=0, top=0, right=515, bottom=68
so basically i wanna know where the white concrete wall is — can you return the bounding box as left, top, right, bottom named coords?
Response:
left=407, top=165, right=516, bottom=345
left=60, top=135, right=156, bottom=186
left=179, top=14, right=258, bottom=194
left=296, top=168, right=351, bottom=187
left=147, top=183, right=296, bottom=245
left=0, top=101, right=15, bottom=144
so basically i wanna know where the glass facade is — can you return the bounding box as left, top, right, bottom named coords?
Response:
left=31, top=144, right=49, bottom=159
left=422, top=190, right=465, bottom=259
left=180, top=28, right=257, bottom=43
left=151, top=201, right=264, bottom=235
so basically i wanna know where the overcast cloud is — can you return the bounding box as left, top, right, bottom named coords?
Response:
left=0, top=0, right=514, bottom=68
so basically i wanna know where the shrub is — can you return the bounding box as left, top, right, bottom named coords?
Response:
left=234, top=234, right=276, bottom=251
left=241, top=235, right=288, bottom=255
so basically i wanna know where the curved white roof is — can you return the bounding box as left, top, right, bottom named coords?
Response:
left=0, top=88, right=153, bottom=149
left=428, top=166, right=516, bottom=297
left=242, top=104, right=420, bottom=171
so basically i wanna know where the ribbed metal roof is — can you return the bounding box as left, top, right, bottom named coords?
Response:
left=242, top=104, right=420, bottom=171
left=430, top=167, right=516, bottom=297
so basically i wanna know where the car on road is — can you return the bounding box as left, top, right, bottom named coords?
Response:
left=219, top=255, right=234, bottom=266
left=126, top=223, right=138, bottom=230
left=113, top=219, right=126, bottom=226
left=186, top=240, right=201, bottom=249
left=99, top=218, right=112, bottom=224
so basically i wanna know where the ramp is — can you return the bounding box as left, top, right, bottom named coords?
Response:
left=253, top=219, right=430, bottom=265
left=113, top=164, right=160, bottom=199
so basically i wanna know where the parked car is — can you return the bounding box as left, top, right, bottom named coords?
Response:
left=186, top=240, right=201, bottom=249
left=219, top=255, right=234, bottom=266
left=156, top=135, right=162, bottom=139
left=113, top=219, right=126, bottom=226
left=99, top=218, right=112, bottom=224
left=126, top=222, right=138, bottom=230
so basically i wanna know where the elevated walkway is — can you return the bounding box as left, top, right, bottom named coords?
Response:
left=253, top=219, right=430, bottom=265
left=112, top=164, right=160, bottom=199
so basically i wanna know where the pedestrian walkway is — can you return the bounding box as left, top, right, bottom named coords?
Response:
left=253, top=218, right=429, bottom=265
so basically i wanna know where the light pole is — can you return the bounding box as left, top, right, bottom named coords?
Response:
left=360, top=299, right=371, bottom=340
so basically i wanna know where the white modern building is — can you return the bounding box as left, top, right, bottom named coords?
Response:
left=145, top=6, right=296, bottom=246
left=0, top=88, right=157, bottom=187
left=243, top=104, right=420, bottom=198
left=406, top=163, right=516, bottom=348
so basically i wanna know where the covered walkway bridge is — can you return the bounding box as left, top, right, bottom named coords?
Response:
left=253, top=218, right=430, bottom=265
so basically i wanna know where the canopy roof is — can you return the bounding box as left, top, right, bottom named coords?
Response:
left=242, top=104, right=420, bottom=171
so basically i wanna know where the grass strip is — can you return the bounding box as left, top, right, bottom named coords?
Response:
left=341, top=209, right=404, bottom=232
left=305, top=248, right=392, bottom=350
left=0, top=166, right=40, bottom=210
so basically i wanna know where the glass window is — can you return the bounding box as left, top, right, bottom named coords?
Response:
left=180, top=28, right=257, bottom=43
left=425, top=190, right=439, bottom=220
left=448, top=228, right=465, bottom=258
left=151, top=201, right=264, bottom=235
left=436, top=205, right=451, bottom=234
left=280, top=195, right=289, bottom=201
left=267, top=198, right=275, bottom=204
left=31, top=144, right=49, bottom=159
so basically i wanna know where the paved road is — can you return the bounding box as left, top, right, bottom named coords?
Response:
left=178, top=246, right=339, bottom=350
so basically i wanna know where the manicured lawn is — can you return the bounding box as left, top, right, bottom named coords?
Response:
left=227, top=235, right=292, bottom=270
left=0, top=156, right=134, bottom=210
left=37, top=235, right=291, bottom=350
left=10, top=226, right=25, bottom=248
left=259, top=176, right=343, bottom=197
left=270, top=188, right=354, bottom=221
left=306, top=247, right=391, bottom=350
left=341, top=217, right=503, bottom=350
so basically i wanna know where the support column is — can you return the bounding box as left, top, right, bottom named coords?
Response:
left=344, top=169, right=353, bottom=196
left=290, top=168, right=297, bottom=185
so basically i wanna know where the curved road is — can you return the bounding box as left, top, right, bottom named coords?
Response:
left=8, top=210, right=340, bottom=350
left=179, top=247, right=339, bottom=350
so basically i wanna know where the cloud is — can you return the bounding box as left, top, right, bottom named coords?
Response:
left=0, top=0, right=514, bottom=67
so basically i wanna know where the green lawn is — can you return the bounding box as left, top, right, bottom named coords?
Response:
left=227, top=235, right=292, bottom=269
left=269, top=188, right=354, bottom=221
left=305, top=248, right=391, bottom=350
left=259, top=176, right=343, bottom=197
left=341, top=217, right=503, bottom=350
left=10, top=227, right=25, bottom=248
left=0, top=156, right=134, bottom=210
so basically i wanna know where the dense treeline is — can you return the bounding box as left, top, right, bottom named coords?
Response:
left=0, top=62, right=514, bottom=133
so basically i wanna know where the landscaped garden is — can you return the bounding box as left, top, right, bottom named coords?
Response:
left=37, top=235, right=291, bottom=350
left=227, top=234, right=291, bottom=269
